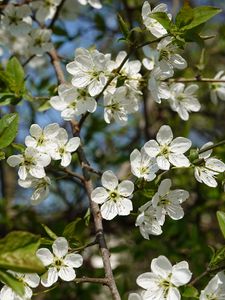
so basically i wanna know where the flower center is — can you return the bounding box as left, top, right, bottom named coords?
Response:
left=109, top=191, right=119, bottom=202
left=160, top=145, right=170, bottom=157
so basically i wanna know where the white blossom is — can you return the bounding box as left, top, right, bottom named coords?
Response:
left=142, top=47, right=159, bottom=71
left=31, top=0, right=62, bottom=23
left=136, top=201, right=162, bottom=239
left=151, top=179, right=189, bottom=225
left=109, top=51, right=142, bottom=91
left=1, top=4, right=32, bottom=36
left=194, top=142, right=225, bottom=187
left=142, top=2, right=170, bottom=38
left=130, top=148, right=158, bottom=181
left=136, top=255, right=192, bottom=300
left=50, top=84, right=97, bottom=120
left=27, top=29, right=53, bottom=56
left=18, top=176, right=51, bottom=205
left=144, top=125, right=192, bottom=170
left=148, top=65, right=172, bottom=103
left=0, top=272, right=40, bottom=300
left=91, top=170, right=134, bottom=220
left=49, top=128, right=80, bottom=167
left=77, top=0, right=102, bottom=9
left=157, top=37, right=187, bottom=71
left=7, top=147, right=51, bottom=180
left=36, top=237, right=83, bottom=287
left=66, top=48, right=112, bottom=97
left=200, top=271, right=225, bottom=300
left=104, top=86, right=138, bottom=124
left=25, top=123, right=60, bottom=154
left=168, top=83, right=200, bottom=121
left=210, top=71, right=225, bottom=104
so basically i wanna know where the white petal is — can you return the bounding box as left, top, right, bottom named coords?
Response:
left=7, top=155, right=23, bottom=167
left=101, top=170, right=118, bottom=190
left=158, top=179, right=171, bottom=196
left=157, top=155, right=170, bottom=170
left=101, top=201, right=118, bottom=220
left=91, top=187, right=108, bottom=204
left=156, top=125, right=173, bottom=145
left=24, top=273, right=40, bottom=288
left=41, top=267, right=58, bottom=287
left=30, top=166, right=46, bottom=178
left=58, top=266, right=76, bottom=281
left=116, top=198, right=133, bottom=216
left=171, top=262, right=192, bottom=286
left=144, top=140, right=160, bottom=157
left=66, top=137, right=80, bottom=152
left=64, top=253, right=83, bottom=268
left=52, top=237, right=68, bottom=258
left=151, top=255, right=172, bottom=278
left=61, top=153, right=72, bottom=167
left=118, top=180, right=134, bottom=196
left=167, top=287, right=181, bottom=300
left=170, top=137, right=192, bottom=153
left=36, top=248, right=54, bottom=266
left=30, top=124, right=42, bottom=138
left=206, top=158, right=225, bottom=172
left=136, top=272, right=159, bottom=289
left=169, top=153, right=190, bottom=167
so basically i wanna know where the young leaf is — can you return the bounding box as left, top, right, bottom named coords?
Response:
left=175, top=4, right=194, bottom=28
left=0, top=113, right=19, bottom=149
left=182, top=285, right=199, bottom=298
left=41, top=224, right=58, bottom=240
left=0, top=231, right=45, bottom=273
left=181, top=6, right=221, bottom=31
left=150, top=12, right=171, bottom=30
left=6, top=57, right=25, bottom=90
left=217, top=211, right=225, bottom=239
left=117, top=14, right=130, bottom=38
left=0, top=270, right=25, bottom=297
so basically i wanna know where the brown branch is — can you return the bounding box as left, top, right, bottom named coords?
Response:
left=74, top=277, right=109, bottom=285
left=168, top=77, right=225, bottom=83
left=49, top=48, right=121, bottom=299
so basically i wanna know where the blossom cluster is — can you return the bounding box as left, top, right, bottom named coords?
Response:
left=7, top=123, right=80, bottom=204
left=0, top=237, right=83, bottom=300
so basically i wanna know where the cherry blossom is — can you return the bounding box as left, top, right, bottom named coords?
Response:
left=210, top=71, right=225, bottom=104
left=128, top=293, right=143, bottom=300
left=36, top=237, right=83, bottom=287
left=27, top=29, right=53, bottom=56
left=194, top=142, right=225, bottom=187
left=144, top=125, right=192, bottom=170
left=142, top=1, right=170, bottom=38
left=200, top=271, right=225, bottom=300
left=77, top=0, right=102, bottom=9
left=7, top=147, right=51, bottom=180
left=31, top=0, right=62, bottom=23
left=136, top=201, right=162, bottom=239
left=49, top=128, right=80, bottom=167
left=136, top=255, right=192, bottom=300
left=151, top=179, right=189, bottom=225
left=66, top=48, right=112, bottom=96
left=25, top=123, right=60, bottom=153
left=0, top=272, right=40, bottom=300
left=1, top=4, right=32, bottom=36
left=50, top=84, right=97, bottom=120
left=168, top=83, right=200, bottom=121
left=18, top=176, right=51, bottom=205
left=91, top=170, right=134, bottom=220
left=130, top=148, right=158, bottom=181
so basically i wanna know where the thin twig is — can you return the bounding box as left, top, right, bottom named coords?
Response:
left=168, top=77, right=225, bottom=83
left=74, top=277, right=109, bottom=285
left=198, top=140, right=225, bottom=154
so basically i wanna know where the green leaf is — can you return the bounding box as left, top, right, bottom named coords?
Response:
left=0, top=231, right=45, bottom=273
left=6, top=57, right=25, bottom=91
left=217, top=211, right=225, bottom=239
left=117, top=14, right=130, bottom=38
left=41, top=224, right=58, bottom=240
left=175, top=4, right=194, bottom=28
left=0, top=151, right=5, bottom=160
left=63, top=218, right=86, bottom=244
left=209, top=246, right=225, bottom=269
left=0, top=270, right=25, bottom=297
left=182, top=286, right=199, bottom=298
left=181, top=6, right=221, bottom=31
left=150, top=12, right=171, bottom=30
left=0, top=113, right=19, bottom=149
